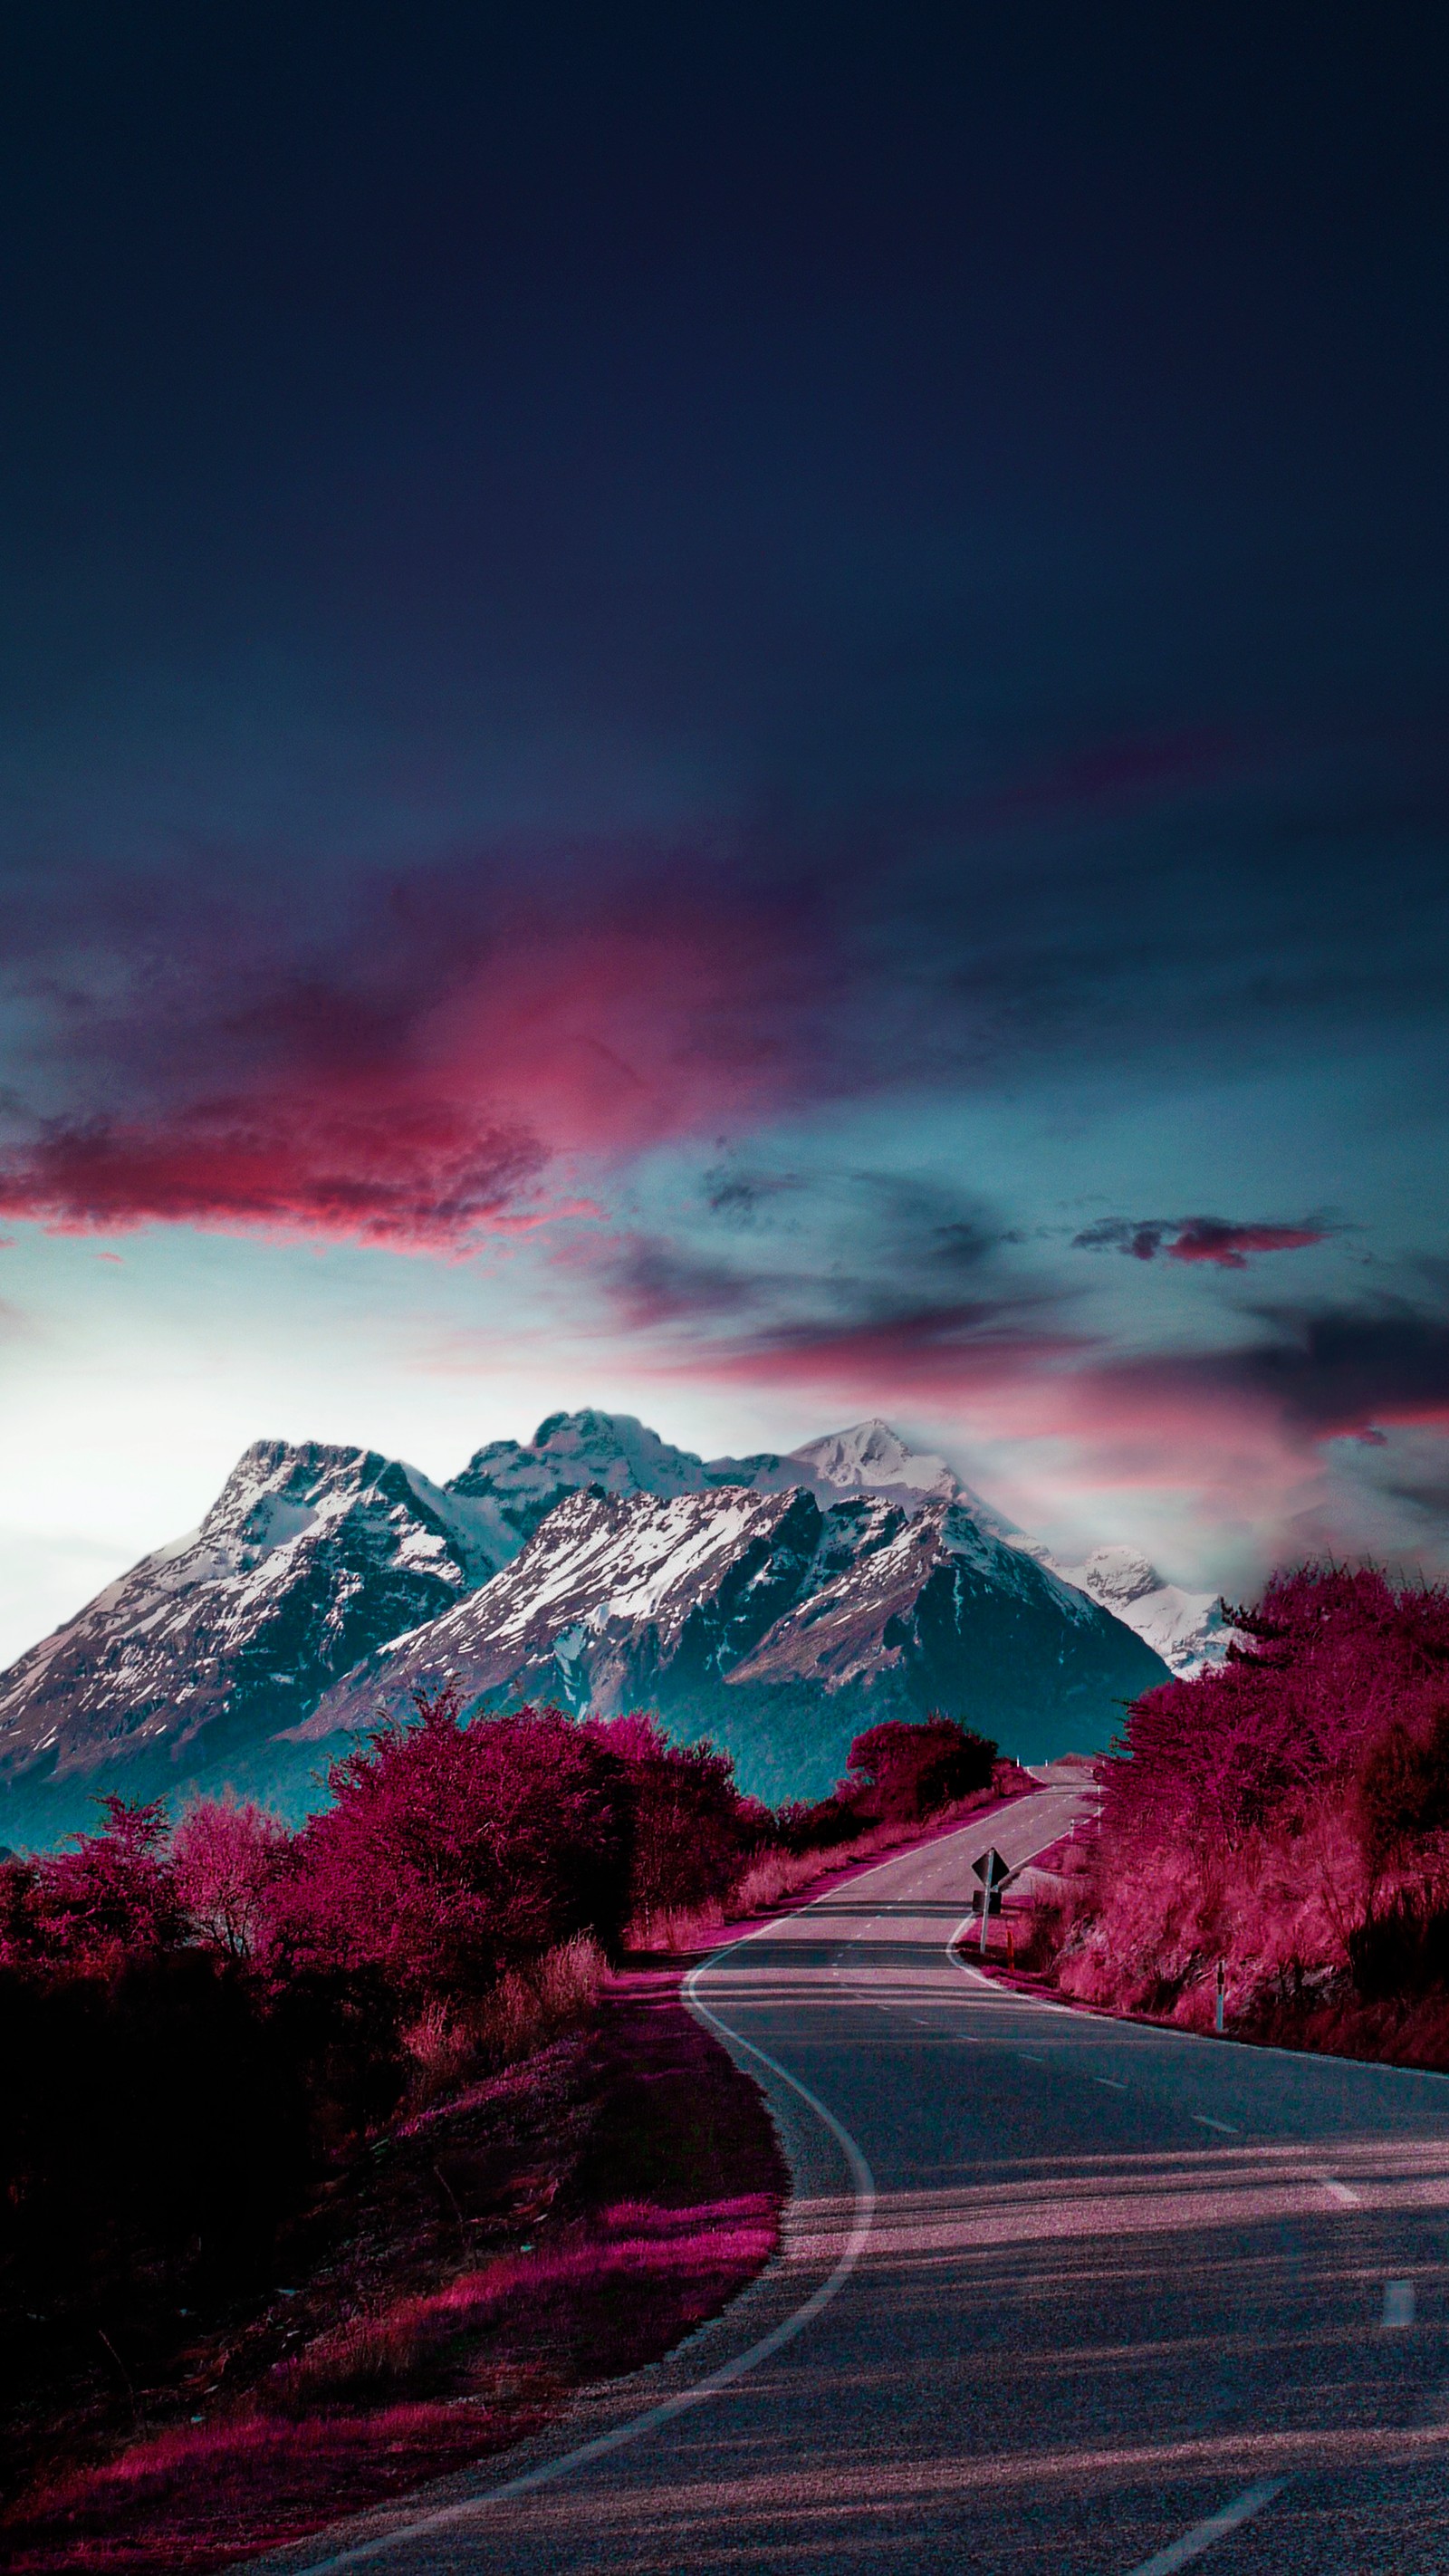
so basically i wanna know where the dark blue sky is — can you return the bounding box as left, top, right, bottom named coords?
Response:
left=3, top=4, right=1449, bottom=1652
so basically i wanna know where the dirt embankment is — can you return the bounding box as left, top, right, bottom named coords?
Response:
left=3, top=1973, right=784, bottom=2575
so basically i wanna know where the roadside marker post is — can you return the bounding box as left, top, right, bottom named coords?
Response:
left=974, top=1847, right=1007, bottom=1955
left=1214, top=1958, right=1225, bottom=2034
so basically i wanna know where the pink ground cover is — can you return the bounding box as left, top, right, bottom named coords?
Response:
left=2, top=1979, right=785, bottom=2576
left=3, top=1720, right=1018, bottom=2574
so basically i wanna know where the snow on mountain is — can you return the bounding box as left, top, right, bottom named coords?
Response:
left=444, top=1408, right=1019, bottom=1553
left=303, top=1485, right=825, bottom=1742
left=445, top=1407, right=798, bottom=1560
left=788, top=1418, right=958, bottom=1504
left=0, top=1439, right=504, bottom=1843
left=0, top=1405, right=1193, bottom=1840
left=308, top=1481, right=1171, bottom=1801
left=1048, top=1544, right=1233, bottom=1676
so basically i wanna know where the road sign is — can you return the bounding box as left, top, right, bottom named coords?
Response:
left=974, top=1846, right=1008, bottom=1952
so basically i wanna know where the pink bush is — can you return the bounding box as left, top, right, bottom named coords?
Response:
left=2, top=1797, right=184, bottom=1971
left=1051, top=1564, right=1449, bottom=2027
left=584, top=1712, right=753, bottom=1919
left=172, top=1794, right=293, bottom=1958
left=842, top=1716, right=998, bottom=1822
left=278, top=1691, right=633, bottom=2004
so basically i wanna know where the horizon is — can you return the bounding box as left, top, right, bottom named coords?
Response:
left=4, top=12, right=1449, bottom=1665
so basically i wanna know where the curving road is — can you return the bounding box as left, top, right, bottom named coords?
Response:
left=267, top=1785, right=1449, bottom=2576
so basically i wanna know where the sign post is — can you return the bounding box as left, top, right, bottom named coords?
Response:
left=974, top=1846, right=1007, bottom=1954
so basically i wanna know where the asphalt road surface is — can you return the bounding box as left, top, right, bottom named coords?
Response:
left=264, top=1783, right=1449, bottom=2576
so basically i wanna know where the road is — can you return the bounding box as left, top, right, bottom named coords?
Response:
left=265, top=1783, right=1449, bottom=2576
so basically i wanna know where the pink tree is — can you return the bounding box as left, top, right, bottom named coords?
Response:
left=280, top=1689, right=632, bottom=2004
left=172, top=1794, right=293, bottom=1958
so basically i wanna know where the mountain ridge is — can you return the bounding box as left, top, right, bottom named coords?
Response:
left=284, top=1477, right=1171, bottom=1802
left=0, top=1409, right=1178, bottom=1841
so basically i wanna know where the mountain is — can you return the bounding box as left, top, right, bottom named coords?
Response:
left=1046, top=1544, right=1233, bottom=1676
left=0, top=1441, right=504, bottom=1846
left=302, top=1482, right=1170, bottom=1802
left=788, top=1418, right=963, bottom=1505
left=0, top=1408, right=1175, bottom=1841
left=790, top=1425, right=1228, bottom=1672
left=442, top=1407, right=798, bottom=1559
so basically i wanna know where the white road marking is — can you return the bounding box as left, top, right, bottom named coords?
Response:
left=1383, top=2278, right=1415, bottom=2328
left=1094, top=2075, right=1129, bottom=2091
left=280, top=1904, right=880, bottom=2573
left=1122, top=2478, right=1286, bottom=2574
left=1319, top=2177, right=1360, bottom=2206
left=1192, top=2115, right=1240, bottom=2135
left=276, top=1804, right=1080, bottom=2574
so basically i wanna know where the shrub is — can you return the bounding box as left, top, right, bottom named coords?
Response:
left=13, top=1796, right=185, bottom=1970
left=172, top=1793, right=293, bottom=1958
left=279, top=1692, right=632, bottom=2006
left=843, top=1716, right=998, bottom=1822
left=774, top=1794, right=864, bottom=1855
left=586, top=1714, right=752, bottom=1923
left=1045, top=1563, right=1449, bottom=2034
left=401, top=1933, right=605, bottom=2102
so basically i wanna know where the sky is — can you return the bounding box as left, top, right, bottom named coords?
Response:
left=4, top=3, right=1449, bottom=1664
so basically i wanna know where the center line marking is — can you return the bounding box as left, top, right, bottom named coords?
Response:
left=1383, top=2278, right=1415, bottom=2328
left=1123, top=2477, right=1286, bottom=2575
left=1192, top=2114, right=1239, bottom=2133
left=1320, top=2177, right=1359, bottom=2206
left=1093, top=2076, right=1128, bottom=2091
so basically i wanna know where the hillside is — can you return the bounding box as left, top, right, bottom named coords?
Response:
left=306, top=1484, right=1169, bottom=1801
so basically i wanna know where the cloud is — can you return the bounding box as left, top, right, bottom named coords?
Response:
left=0, top=1104, right=545, bottom=1248
left=1228, top=1303, right=1449, bottom=1436
left=609, top=1282, right=1449, bottom=1573
left=0, top=846, right=849, bottom=1246
left=573, top=1171, right=1033, bottom=1347
left=1, top=726, right=1444, bottom=1264
left=1072, top=1215, right=1329, bottom=1268
left=580, top=1232, right=759, bottom=1331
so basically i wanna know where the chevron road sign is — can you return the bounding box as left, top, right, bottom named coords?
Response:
left=972, top=1846, right=1008, bottom=1949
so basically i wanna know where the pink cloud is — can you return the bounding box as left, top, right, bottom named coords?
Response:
left=0, top=865, right=843, bottom=1248
left=1073, top=1215, right=1329, bottom=1267
left=0, top=1103, right=545, bottom=1249
left=1166, top=1220, right=1327, bottom=1268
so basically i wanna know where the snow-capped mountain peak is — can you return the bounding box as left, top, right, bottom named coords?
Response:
left=0, top=1402, right=1206, bottom=1845
left=1034, top=1541, right=1233, bottom=1675
left=790, top=1418, right=961, bottom=1503
left=444, top=1408, right=796, bottom=1562
left=308, top=1477, right=1170, bottom=1797
left=0, top=1435, right=512, bottom=1841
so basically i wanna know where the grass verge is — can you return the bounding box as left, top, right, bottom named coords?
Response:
left=1, top=1972, right=784, bottom=2575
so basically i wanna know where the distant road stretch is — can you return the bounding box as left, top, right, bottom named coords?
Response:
left=273, top=1783, right=1449, bottom=2576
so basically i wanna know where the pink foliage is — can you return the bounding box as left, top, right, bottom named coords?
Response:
left=1051, top=1564, right=1449, bottom=2027
left=172, top=1795, right=293, bottom=1958
left=279, top=1689, right=633, bottom=2003
left=843, top=1716, right=998, bottom=1822
left=583, top=1711, right=752, bottom=1918
left=2, top=1797, right=184, bottom=1970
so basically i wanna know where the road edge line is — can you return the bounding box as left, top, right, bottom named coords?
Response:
left=1121, top=2476, right=1287, bottom=2573
left=269, top=1907, right=877, bottom=2574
